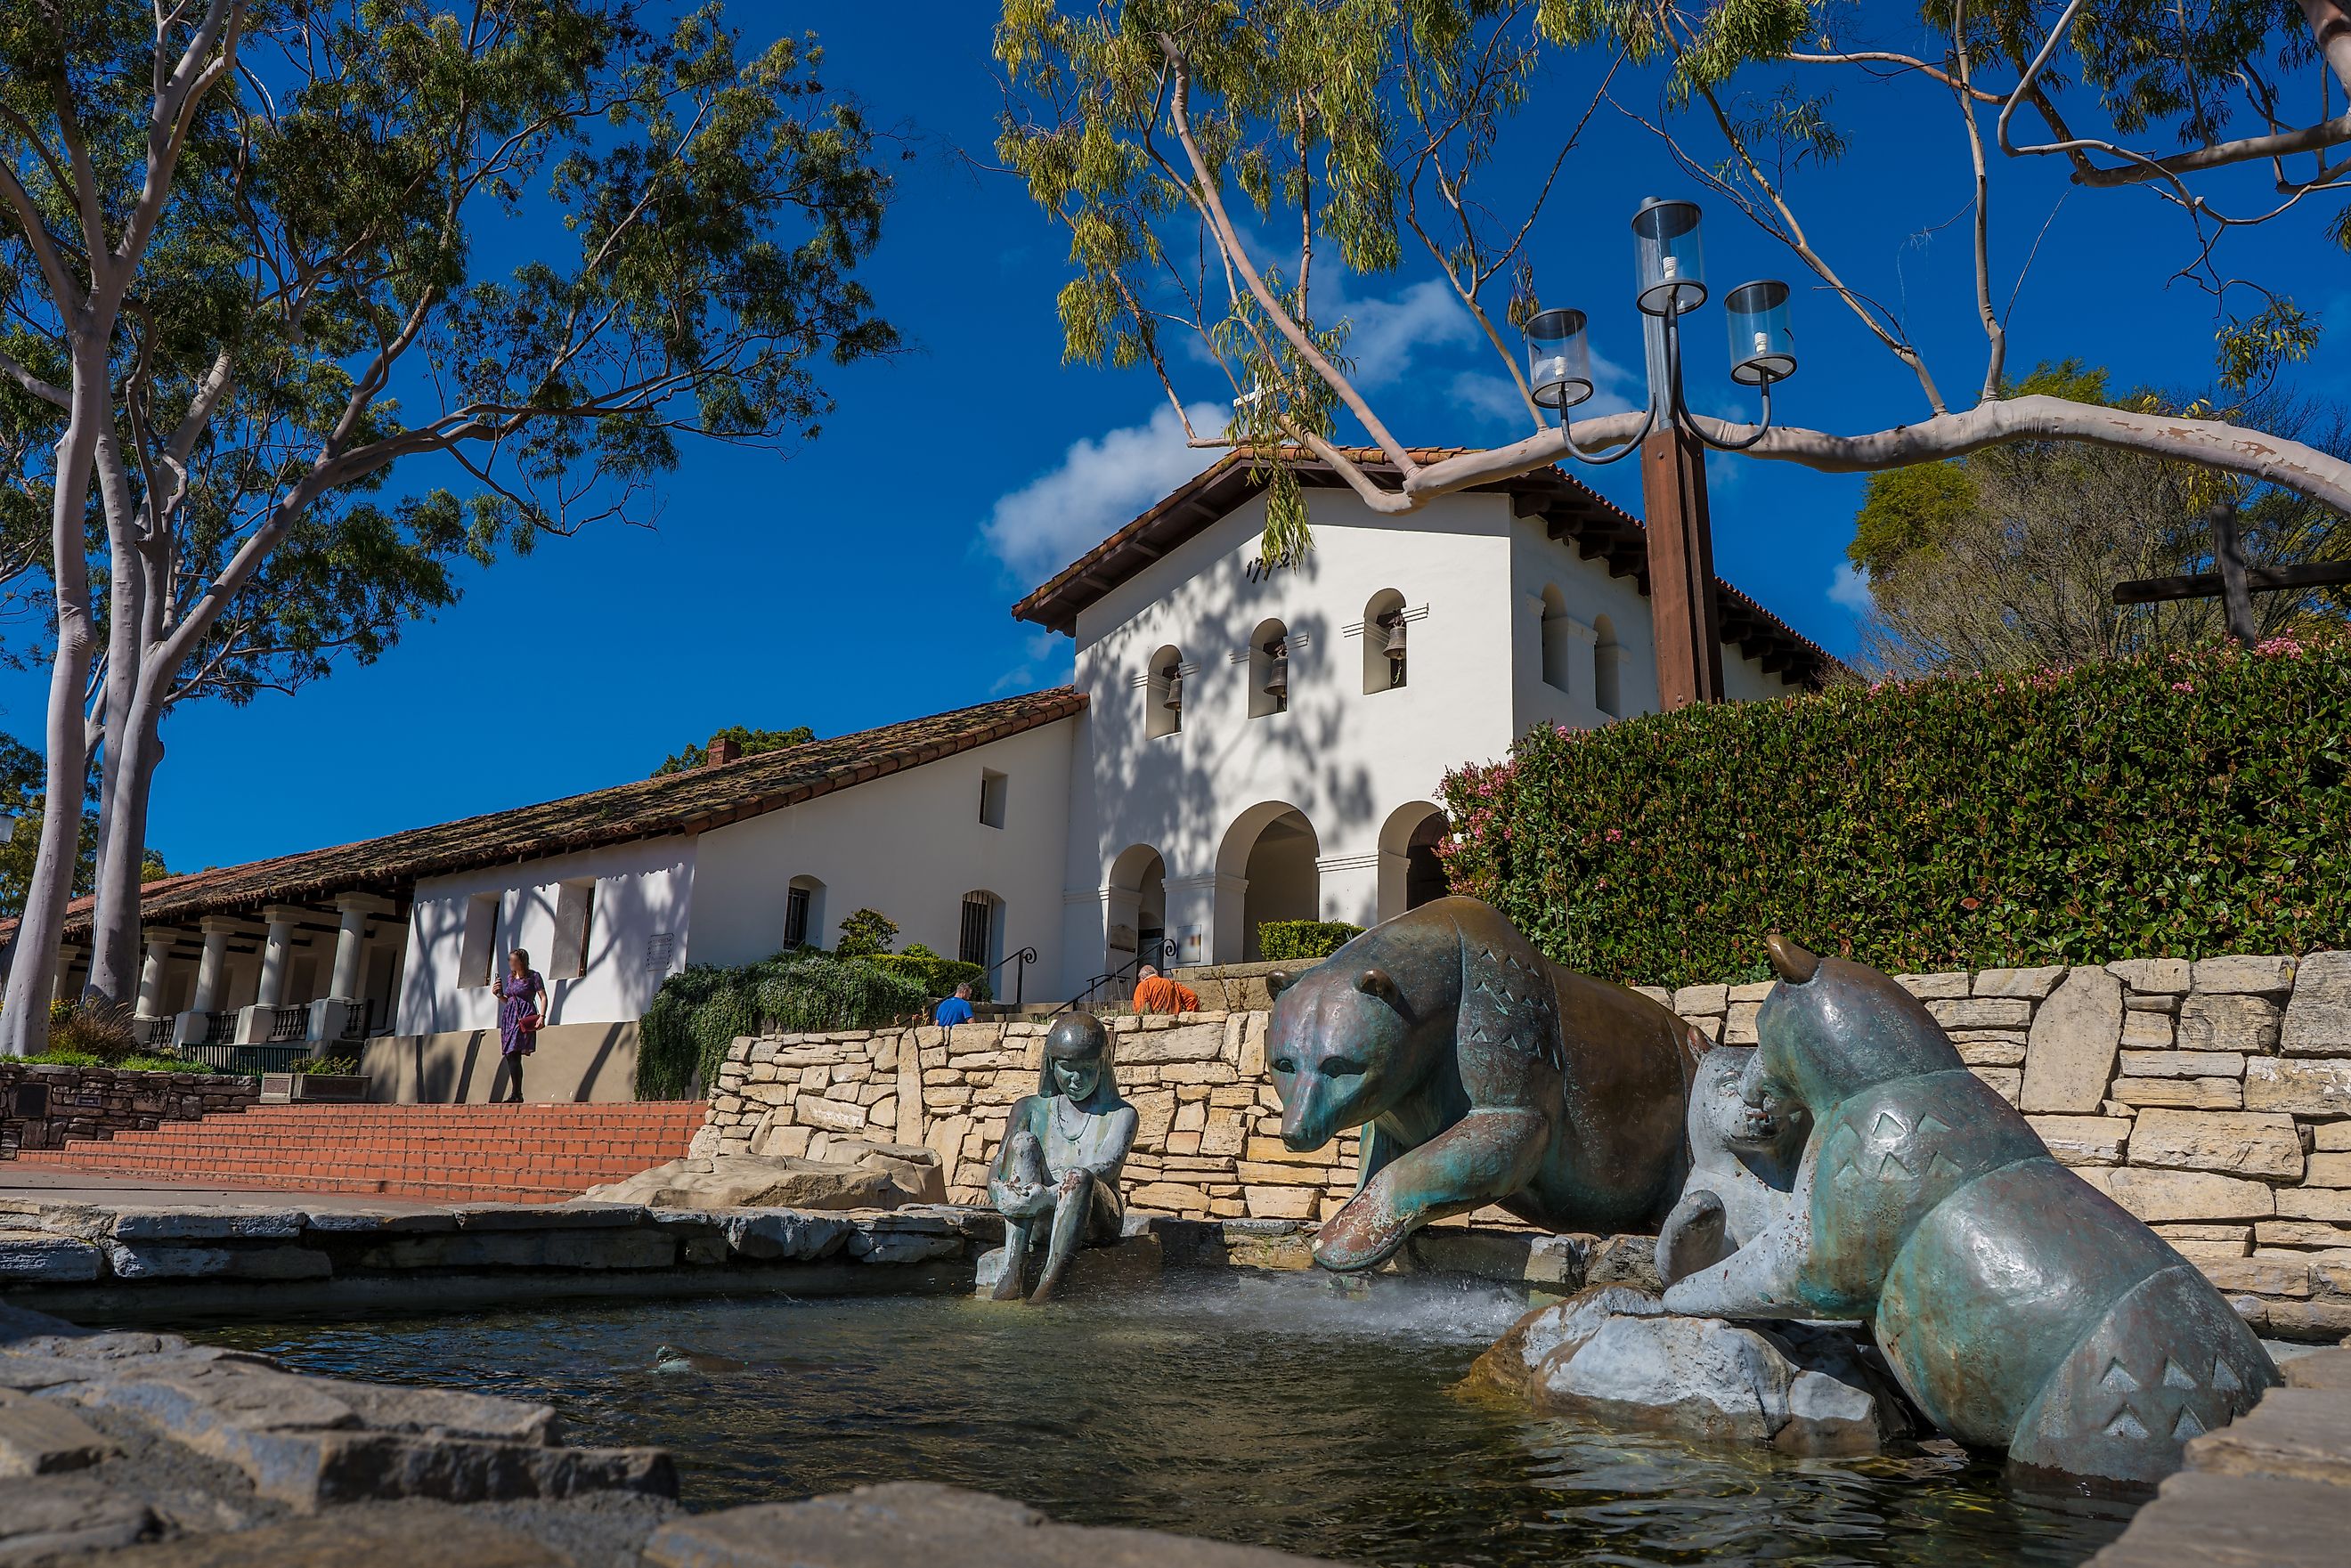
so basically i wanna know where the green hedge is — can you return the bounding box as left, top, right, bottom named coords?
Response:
left=636, top=950, right=931, bottom=1100
left=1436, top=635, right=2351, bottom=988
left=860, top=951, right=990, bottom=1000
left=1258, top=921, right=1366, bottom=963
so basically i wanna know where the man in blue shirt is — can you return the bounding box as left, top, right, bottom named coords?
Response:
left=934, top=982, right=976, bottom=1027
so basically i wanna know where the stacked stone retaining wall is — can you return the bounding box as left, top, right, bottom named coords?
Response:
left=697, top=949, right=2351, bottom=1336
left=0, top=1062, right=258, bottom=1158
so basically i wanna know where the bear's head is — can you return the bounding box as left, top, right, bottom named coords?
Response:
left=1265, top=963, right=1426, bottom=1151
left=1748, top=934, right=1965, bottom=1117
left=1690, top=1044, right=1808, bottom=1166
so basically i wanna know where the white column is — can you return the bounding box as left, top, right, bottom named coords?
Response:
left=51, top=946, right=82, bottom=1003
left=256, top=905, right=304, bottom=1007
left=329, top=894, right=390, bottom=1000
left=135, top=931, right=178, bottom=1018
left=191, top=917, right=235, bottom=1012
left=1167, top=871, right=1246, bottom=966
left=1315, top=852, right=1381, bottom=929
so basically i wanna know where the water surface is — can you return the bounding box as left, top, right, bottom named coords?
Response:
left=201, top=1274, right=2135, bottom=1567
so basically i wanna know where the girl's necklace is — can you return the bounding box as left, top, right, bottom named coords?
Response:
left=1052, top=1095, right=1094, bottom=1142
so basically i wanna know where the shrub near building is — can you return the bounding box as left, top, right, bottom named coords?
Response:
left=1436, top=637, right=2351, bottom=989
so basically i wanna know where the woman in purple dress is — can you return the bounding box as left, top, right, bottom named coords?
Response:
left=496, top=949, right=548, bottom=1103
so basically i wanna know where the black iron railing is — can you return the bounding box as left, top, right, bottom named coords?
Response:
left=981, top=946, right=1037, bottom=1008
left=135, top=1016, right=175, bottom=1051
left=184, top=1043, right=308, bottom=1075
left=201, top=1011, right=237, bottom=1045
left=1056, top=937, right=1176, bottom=1015
left=265, top=1004, right=311, bottom=1043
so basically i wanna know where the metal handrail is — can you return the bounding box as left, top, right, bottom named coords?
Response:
left=980, top=946, right=1037, bottom=1008
left=1055, top=937, right=1175, bottom=1015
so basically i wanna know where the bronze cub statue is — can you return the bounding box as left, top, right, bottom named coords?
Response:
left=1266, top=897, right=1704, bottom=1271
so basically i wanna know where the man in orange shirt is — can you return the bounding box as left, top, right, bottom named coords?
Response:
left=1130, top=963, right=1200, bottom=1015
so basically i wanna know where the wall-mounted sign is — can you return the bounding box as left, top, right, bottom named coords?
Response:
left=646, top=932, right=676, bottom=972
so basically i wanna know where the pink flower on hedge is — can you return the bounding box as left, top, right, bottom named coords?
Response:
left=2172, top=680, right=2194, bottom=693
left=2255, top=635, right=2305, bottom=658
left=1604, top=828, right=1623, bottom=842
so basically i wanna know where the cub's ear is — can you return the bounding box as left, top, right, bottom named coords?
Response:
left=1265, top=970, right=1296, bottom=1002
left=1355, top=969, right=1400, bottom=1006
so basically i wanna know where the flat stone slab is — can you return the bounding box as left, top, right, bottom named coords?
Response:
left=2087, top=1468, right=2351, bottom=1566
left=77, top=1507, right=566, bottom=1566
left=643, top=1482, right=1343, bottom=1567
left=0, top=1471, right=159, bottom=1559
left=2184, top=1387, right=2351, bottom=1487
left=0, top=1389, right=111, bottom=1475
left=2283, top=1349, right=2351, bottom=1392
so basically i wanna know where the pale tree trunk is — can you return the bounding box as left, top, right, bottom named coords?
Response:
left=0, top=382, right=107, bottom=1055
left=84, top=429, right=150, bottom=1006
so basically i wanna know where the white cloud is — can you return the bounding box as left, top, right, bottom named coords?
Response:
left=981, top=402, right=1227, bottom=582
left=1448, top=344, right=1641, bottom=437
left=992, top=628, right=1076, bottom=695
left=1335, top=276, right=1476, bottom=388
left=1828, top=563, right=1875, bottom=613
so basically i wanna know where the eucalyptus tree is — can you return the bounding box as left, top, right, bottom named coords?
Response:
left=0, top=2, right=897, bottom=1052
left=993, top=1, right=2351, bottom=563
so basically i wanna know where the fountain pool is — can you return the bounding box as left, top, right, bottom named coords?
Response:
left=199, top=1273, right=2138, bottom=1566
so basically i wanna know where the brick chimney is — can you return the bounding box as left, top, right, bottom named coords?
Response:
left=706, top=734, right=743, bottom=767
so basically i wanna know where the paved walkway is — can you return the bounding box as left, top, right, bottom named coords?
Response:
left=0, top=1166, right=451, bottom=1214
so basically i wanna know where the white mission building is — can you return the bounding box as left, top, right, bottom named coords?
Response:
left=23, top=450, right=1831, bottom=1100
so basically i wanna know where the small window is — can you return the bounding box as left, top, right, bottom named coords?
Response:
left=979, top=769, right=1008, bottom=828
left=553, top=880, right=596, bottom=979
left=461, top=895, right=500, bottom=987
left=1146, top=644, right=1184, bottom=739
left=1249, top=619, right=1289, bottom=718
left=1593, top=613, right=1623, bottom=719
left=1362, top=589, right=1407, bottom=694
left=784, top=875, right=826, bottom=948
left=958, top=891, right=1002, bottom=968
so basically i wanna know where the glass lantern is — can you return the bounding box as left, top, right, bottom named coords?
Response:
left=1524, top=307, right=1593, bottom=410
left=1631, top=197, right=1705, bottom=315
left=1724, top=279, right=1796, bottom=385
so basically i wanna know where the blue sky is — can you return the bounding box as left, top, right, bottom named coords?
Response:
left=8, top=4, right=2343, bottom=874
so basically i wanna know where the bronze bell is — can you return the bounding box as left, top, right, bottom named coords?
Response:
left=1161, top=666, right=1184, bottom=711
left=1263, top=639, right=1289, bottom=697
left=1383, top=613, right=1408, bottom=663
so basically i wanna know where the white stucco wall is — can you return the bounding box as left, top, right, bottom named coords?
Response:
left=686, top=719, right=1076, bottom=1000
left=1056, top=485, right=1807, bottom=992
left=397, top=835, right=696, bottom=1034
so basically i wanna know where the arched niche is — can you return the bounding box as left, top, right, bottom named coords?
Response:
left=1362, top=589, right=1408, bottom=694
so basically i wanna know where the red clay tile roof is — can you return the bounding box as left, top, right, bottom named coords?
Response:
left=15, top=687, right=1086, bottom=939
left=1009, top=446, right=1838, bottom=685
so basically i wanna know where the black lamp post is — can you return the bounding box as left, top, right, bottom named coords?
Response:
left=1523, top=198, right=1797, bottom=709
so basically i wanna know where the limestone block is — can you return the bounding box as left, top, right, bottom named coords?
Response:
left=1688, top=1015, right=1723, bottom=1044
left=354, top=1231, right=676, bottom=1271
left=1242, top=1186, right=1319, bottom=1221
left=1119, top=1024, right=1226, bottom=1065
left=2178, top=993, right=2282, bottom=1053
left=2246, top=1057, right=2351, bottom=1117
left=2282, top=949, right=2351, bottom=1057
left=2194, top=1255, right=2313, bottom=1298
left=865, top=1101, right=898, bottom=1131
left=2127, top=1109, right=2304, bottom=1182
left=762, top=1123, right=812, bottom=1160
left=1928, top=998, right=2034, bottom=1029
left=1728, top=981, right=1774, bottom=1004
left=1127, top=1090, right=1176, bottom=1151
left=104, top=1207, right=305, bottom=1241
left=1974, top=965, right=2070, bottom=999
left=2152, top=1224, right=2251, bottom=1262
left=2119, top=1049, right=2243, bottom=1078
left=1970, top=1067, right=2022, bottom=1104
left=0, top=1234, right=102, bottom=1282
left=797, top=1096, right=867, bottom=1134
left=2119, top=1012, right=2176, bottom=1050
left=2124, top=992, right=2182, bottom=1015
left=2257, top=1220, right=2351, bottom=1248
left=102, top=1243, right=331, bottom=1281
left=1198, top=1119, right=1246, bottom=1158
left=2108, top=957, right=2192, bottom=994
left=2192, top=955, right=2297, bottom=995
left=1674, top=984, right=1729, bottom=1017
left=847, top=1229, right=962, bottom=1264
left=1129, top=1182, right=1212, bottom=1215
left=1237, top=1013, right=1269, bottom=1077
left=1166, top=1132, right=1202, bottom=1156
left=1723, top=1003, right=1761, bottom=1045
left=1172, top=1101, right=1207, bottom=1133
left=798, top=1065, right=829, bottom=1090
left=2078, top=1165, right=2276, bottom=1222
left=1957, top=1040, right=2026, bottom=1068
left=2111, top=1077, right=2242, bottom=1110
left=2024, top=1115, right=2133, bottom=1166
left=1895, top=972, right=1970, bottom=999
left=2305, top=1152, right=2351, bottom=1187
left=2020, top=966, right=2123, bottom=1114
left=0, top=1472, right=157, bottom=1557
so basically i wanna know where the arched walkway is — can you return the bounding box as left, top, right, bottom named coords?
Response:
left=1103, top=843, right=1168, bottom=975
left=1216, top=802, right=1321, bottom=963
left=1377, top=800, right=1451, bottom=922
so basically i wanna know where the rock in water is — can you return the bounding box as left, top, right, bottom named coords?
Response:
left=651, top=1344, right=748, bottom=1375
left=1468, top=1285, right=1905, bottom=1455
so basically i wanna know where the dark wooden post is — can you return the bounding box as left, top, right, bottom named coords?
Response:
left=2209, top=502, right=2257, bottom=648
left=1640, top=423, right=1725, bottom=709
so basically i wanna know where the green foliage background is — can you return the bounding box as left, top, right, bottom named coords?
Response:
left=635, top=949, right=935, bottom=1101
left=1257, top=920, right=1365, bottom=963
left=1437, top=638, right=2351, bottom=987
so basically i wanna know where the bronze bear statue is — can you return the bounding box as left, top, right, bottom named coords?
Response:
left=1266, top=897, right=1704, bottom=1271
left=1663, top=935, right=2278, bottom=1483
